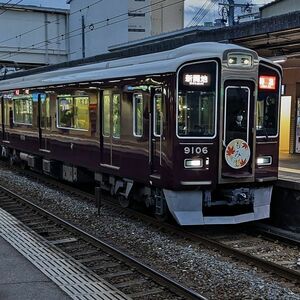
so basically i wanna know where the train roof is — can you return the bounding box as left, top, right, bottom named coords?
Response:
left=0, top=42, right=257, bottom=91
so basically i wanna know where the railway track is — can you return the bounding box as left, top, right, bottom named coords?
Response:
left=1, top=163, right=300, bottom=289
left=0, top=184, right=206, bottom=300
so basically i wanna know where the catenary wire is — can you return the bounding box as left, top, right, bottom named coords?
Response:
left=0, top=0, right=171, bottom=61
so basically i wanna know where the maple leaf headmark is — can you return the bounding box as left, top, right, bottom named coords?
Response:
left=226, top=146, right=235, bottom=157
left=240, top=159, right=247, bottom=167
left=242, top=142, right=248, bottom=149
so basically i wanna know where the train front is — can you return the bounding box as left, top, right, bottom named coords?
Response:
left=164, top=48, right=282, bottom=225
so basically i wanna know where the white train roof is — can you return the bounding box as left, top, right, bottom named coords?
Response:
left=0, top=42, right=256, bottom=91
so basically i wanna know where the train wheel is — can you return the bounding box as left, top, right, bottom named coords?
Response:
left=118, top=194, right=131, bottom=208
left=155, top=210, right=171, bottom=223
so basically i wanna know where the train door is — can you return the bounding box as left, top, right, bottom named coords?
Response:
left=100, top=90, right=121, bottom=169
left=149, top=87, right=163, bottom=179
left=37, top=93, right=50, bottom=151
left=221, top=81, right=255, bottom=179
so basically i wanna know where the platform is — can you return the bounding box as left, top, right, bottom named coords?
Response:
left=0, top=236, right=70, bottom=300
left=279, top=152, right=300, bottom=186
left=0, top=208, right=131, bottom=300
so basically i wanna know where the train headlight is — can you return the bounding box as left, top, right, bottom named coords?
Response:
left=184, top=158, right=203, bottom=168
left=256, top=156, right=272, bottom=166
left=227, top=54, right=252, bottom=68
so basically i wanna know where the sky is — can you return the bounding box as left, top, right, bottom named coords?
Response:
left=4, top=0, right=275, bottom=25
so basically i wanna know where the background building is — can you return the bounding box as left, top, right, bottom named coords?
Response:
left=0, top=2, right=68, bottom=74
left=67, top=0, right=184, bottom=60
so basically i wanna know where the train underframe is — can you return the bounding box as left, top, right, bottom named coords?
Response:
left=1, top=145, right=272, bottom=226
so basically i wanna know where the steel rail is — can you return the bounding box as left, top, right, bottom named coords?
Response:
left=0, top=184, right=207, bottom=300
left=2, top=164, right=300, bottom=285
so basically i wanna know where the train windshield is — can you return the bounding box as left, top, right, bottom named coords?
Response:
left=256, top=65, right=280, bottom=137
left=177, top=61, right=217, bottom=138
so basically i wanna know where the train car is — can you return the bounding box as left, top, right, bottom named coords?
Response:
left=0, top=42, right=281, bottom=225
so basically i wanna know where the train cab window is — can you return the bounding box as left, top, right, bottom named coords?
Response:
left=256, top=65, right=280, bottom=137
left=154, top=93, right=163, bottom=137
left=177, top=61, right=217, bottom=138
left=133, top=93, right=143, bottom=137
left=13, top=95, right=33, bottom=125
left=112, top=94, right=121, bottom=138
left=103, top=94, right=111, bottom=136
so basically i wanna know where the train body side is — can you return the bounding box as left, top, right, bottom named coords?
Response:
left=0, top=42, right=282, bottom=225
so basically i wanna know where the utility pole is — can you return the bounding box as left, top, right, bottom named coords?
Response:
left=219, top=0, right=253, bottom=26
left=81, top=15, right=86, bottom=58
left=228, top=0, right=234, bottom=26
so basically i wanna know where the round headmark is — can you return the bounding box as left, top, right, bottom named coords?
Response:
left=225, top=139, right=250, bottom=169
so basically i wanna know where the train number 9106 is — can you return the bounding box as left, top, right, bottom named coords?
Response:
left=184, top=146, right=208, bottom=155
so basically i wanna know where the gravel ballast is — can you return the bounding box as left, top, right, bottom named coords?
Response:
left=0, top=165, right=299, bottom=300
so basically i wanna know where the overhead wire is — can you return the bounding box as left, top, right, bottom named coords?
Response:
left=69, top=0, right=186, bottom=56
left=0, top=0, right=104, bottom=45
left=187, top=0, right=210, bottom=27
left=0, top=0, right=22, bottom=16
left=0, top=0, right=171, bottom=61
left=188, top=0, right=218, bottom=27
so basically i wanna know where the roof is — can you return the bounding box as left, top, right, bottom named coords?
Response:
left=0, top=2, right=69, bottom=14
left=0, top=42, right=255, bottom=91
left=259, top=0, right=284, bottom=11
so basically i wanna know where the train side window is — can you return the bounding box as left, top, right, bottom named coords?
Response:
left=112, top=93, right=121, bottom=138
left=154, top=93, right=163, bottom=137
left=74, top=96, right=89, bottom=130
left=40, top=94, right=51, bottom=130
left=13, top=95, right=33, bottom=125
left=58, top=96, right=74, bottom=128
left=103, top=94, right=111, bottom=136
left=133, top=93, right=143, bottom=137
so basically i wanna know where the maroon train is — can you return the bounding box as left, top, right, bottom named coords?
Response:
left=0, top=42, right=282, bottom=225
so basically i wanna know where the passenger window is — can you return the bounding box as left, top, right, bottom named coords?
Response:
left=58, top=96, right=73, bottom=128
left=13, top=96, right=33, bottom=125
left=103, top=94, right=111, bottom=136
left=133, top=93, right=143, bottom=137
left=112, top=94, right=121, bottom=138
left=74, top=96, right=89, bottom=130
left=154, top=94, right=163, bottom=137
left=40, top=94, right=51, bottom=130
left=57, top=95, right=90, bottom=130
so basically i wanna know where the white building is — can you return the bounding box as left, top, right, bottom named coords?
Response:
left=0, top=2, right=68, bottom=72
left=67, top=0, right=184, bottom=59
left=260, top=0, right=300, bottom=18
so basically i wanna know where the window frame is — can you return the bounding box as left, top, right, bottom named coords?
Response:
left=112, top=93, right=121, bottom=139
left=153, top=93, right=163, bottom=137
left=102, top=94, right=111, bottom=137
left=56, top=95, right=89, bottom=131
left=133, top=92, right=144, bottom=137
left=13, top=95, right=33, bottom=126
left=176, top=60, right=218, bottom=140
left=256, top=63, right=281, bottom=139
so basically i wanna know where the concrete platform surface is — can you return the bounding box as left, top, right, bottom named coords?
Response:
left=279, top=152, right=300, bottom=183
left=0, top=236, right=70, bottom=300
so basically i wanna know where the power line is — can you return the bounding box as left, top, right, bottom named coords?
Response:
left=188, top=0, right=218, bottom=27
left=188, top=0, right=210, bottom=27
left=0, top=0, right=23, bottom=16
left=0, top=0, right=104, bottom=45
left=64, top=0, right=186, bottom=58
left=0, top=0, right=171, bottom=61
